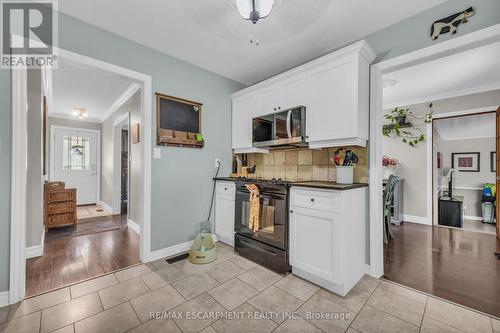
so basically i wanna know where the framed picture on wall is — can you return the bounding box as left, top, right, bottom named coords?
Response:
left=451, top=152, right=480, bottom=172
left=491, top=151, right=497, bottom=172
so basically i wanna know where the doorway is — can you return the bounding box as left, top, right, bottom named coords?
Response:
left=432, top=112, right=497, bottom=235
left=50, top=127, right=100, bottom=205
left=372, top=27, right=500, bottom=317
left=121, top=128, right=129, bottom=215
left=10, top=48, right=153, bottom=303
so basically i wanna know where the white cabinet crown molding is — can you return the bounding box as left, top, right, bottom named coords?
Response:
left=231, top=40, right=375, bottom=98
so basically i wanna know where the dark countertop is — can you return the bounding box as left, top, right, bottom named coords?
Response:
left=214, top=177, right=368, bottom=190
left=214, top=177, right=239, bottom=182
left=291, top=181, right=368, bottom=190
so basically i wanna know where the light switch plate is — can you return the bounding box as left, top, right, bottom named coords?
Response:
left=153, top=148, right=161, bottom=159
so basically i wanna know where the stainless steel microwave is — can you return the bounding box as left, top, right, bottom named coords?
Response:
left=252, top=106, right=307, bottom=148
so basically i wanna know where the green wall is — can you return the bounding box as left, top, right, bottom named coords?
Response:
left=1, top=0, right=499, bottom=292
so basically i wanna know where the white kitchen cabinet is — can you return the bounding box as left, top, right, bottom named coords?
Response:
left=306, top=52, right=372, bottom=148
left=258, top=74, right=306, bottom=115
left=281, top=74, right=306, bottom=110
left=258, top=84, right=282, bottom=115
left=289, top=186, right=367, bottom=296
left=230, top=40, right=375, bottom=151
left=214, top=181, right=235, bottom=246
left=232, top=94, right=268, bottom=153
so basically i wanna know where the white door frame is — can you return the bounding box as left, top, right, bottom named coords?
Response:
left=429, top=107, right=498, bottom=224
left=49, top=125, right=101, bottom=204
left=369, top=23, right=500, bottom=278
left=10, top=48, right=152, bottom=303
left=112, top=112, right=130, bottom=215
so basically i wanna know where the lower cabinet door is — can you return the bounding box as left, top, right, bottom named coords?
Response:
left=215, top=195, right=235, bottom=246
left=290, top=206, right=340, bottom=283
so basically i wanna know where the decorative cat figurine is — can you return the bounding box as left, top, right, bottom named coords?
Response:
left=431, top=7, right=475, bottom=40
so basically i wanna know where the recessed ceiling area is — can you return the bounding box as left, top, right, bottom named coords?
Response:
left=58, top=0, right=446, bottom=85
left=434, top=112, right=496, bottom=141
left=51, top=57, right=137, bottom=122
left=383, top=41, right=500, bottom=108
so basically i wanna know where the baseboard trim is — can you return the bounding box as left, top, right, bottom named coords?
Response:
left=145, top=240, right=194, bottom=262
left=127, top=219, right=141, bottom=235
left=0, top=290, right=9, bottom=307
left=26, top=229, right=45, bottom=259
left=144, top=234, right=220, bottom=263
left=464, top=215, right=483, bottom=221
left=403, top=214, right=431, bottom=225
left=97, top=201, right=113, bottom=213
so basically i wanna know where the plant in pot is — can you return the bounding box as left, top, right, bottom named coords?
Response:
left=382, top=103, right=433, bottom=147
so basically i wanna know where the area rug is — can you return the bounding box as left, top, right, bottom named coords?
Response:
left=45, top=218, right=121, bottom=241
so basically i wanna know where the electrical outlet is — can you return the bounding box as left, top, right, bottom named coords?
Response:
left=215, top=158, right=221, bottom=168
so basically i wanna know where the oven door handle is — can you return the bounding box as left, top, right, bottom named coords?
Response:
left=239, top=237, right=277, bottom=256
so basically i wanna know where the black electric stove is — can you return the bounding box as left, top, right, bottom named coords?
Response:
left=234, top=177, right=291, bottom=274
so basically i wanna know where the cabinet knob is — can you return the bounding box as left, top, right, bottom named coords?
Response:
left=310, top=198, right=315, bottom=202
left=278, top=106, right=281, bottom=110
left=290, top=210, right=294, bottom=213
left=224, top=187, right=228, bottom=191
left=273, top=108, right=277, bottom=111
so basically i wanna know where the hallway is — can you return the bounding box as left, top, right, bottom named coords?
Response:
left=384, top=222, right=500, bottom=318
left=26, top=215, right=139, bottom=297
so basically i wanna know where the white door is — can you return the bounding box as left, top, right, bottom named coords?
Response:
left=52, top=127, right=99, bottom=205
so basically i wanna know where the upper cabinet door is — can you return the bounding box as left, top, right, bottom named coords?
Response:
left=258, top=84, right=283, bottom=115
left=282, top=74, right=306, bottom=110
left=306, top=58, right=357, bottom=143
left=232, top=94, right=257, bottom=149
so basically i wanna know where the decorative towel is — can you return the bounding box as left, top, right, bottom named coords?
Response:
left=245, top=184, right=260, bottom=232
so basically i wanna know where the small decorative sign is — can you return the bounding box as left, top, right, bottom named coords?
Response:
left=431, top=7, right=475, bottom=40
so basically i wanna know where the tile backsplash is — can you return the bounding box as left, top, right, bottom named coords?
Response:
left=236, top=147, right=368, bottom=183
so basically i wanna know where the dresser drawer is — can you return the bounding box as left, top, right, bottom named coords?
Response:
left=46, top=212, right=76, bottom=226
left=216, top=181, right=235, bottom=197
left=48, top=189, right=76, bottom=203
left=47, top=201, right=75, bottom=214
left=290, top=187, right=343, bottom=213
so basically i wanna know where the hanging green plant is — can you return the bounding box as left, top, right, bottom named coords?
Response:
left=382, top=103, right=433, bottom=147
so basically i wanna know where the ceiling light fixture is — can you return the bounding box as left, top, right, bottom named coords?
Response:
left=231, top=0, right=277, bottom=46
left=72, top=108, right=88, bottom=119
left=235, top=0, right=275, bottom=24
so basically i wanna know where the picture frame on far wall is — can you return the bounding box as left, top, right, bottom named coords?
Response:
left=451, top=152, right=480, bottom=172
left=491, top=151, right=497, bottom=172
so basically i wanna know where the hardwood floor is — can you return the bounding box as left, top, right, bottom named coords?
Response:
left=384, top=222, right=500, bottom=318
left=26, top=214, right=140, bottom=297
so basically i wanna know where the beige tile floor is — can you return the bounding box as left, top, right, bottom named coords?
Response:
left=1, top=242, right=499, bottom=333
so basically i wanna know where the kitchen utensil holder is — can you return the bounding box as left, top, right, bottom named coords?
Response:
left=336, top=166, right=354, bottom=184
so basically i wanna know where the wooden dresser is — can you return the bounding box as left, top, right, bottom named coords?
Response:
left=44, top=181, right=77, bottom=231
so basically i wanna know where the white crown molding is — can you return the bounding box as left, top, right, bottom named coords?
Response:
left=231, top=39, right=375, bottom=98
left=383, top=81, right=500, bottom=110
left=102, top=83, right=141, bottom=122
left=49, top=113, right=102, bottom=123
